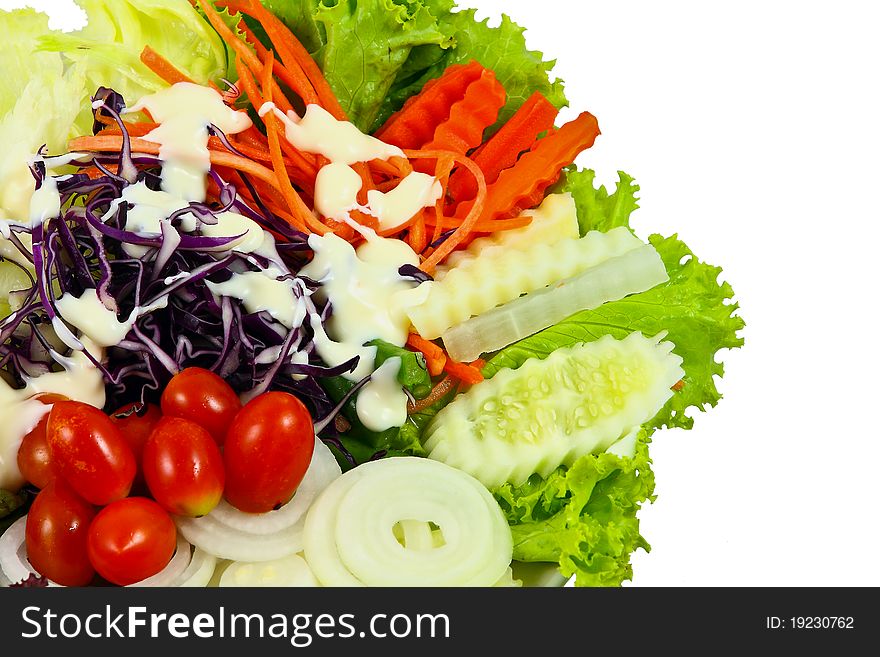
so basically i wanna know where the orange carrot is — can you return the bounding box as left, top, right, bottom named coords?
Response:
left=422, top=69, right=506, bottom=156
left=402, top=149, right=486, bottom=273
left=408, top=377, right=456, bottom=413
left=260, top=52, right=317, bottom=234
left=447, top=91, right=558, bottom=202
left=443, top=359, right=484, bottom=385
left=140, top=45, right=195, bottom=86
left=407, top=334, right=447, bottom=377
left=431, top=156, right=455, bottom=244
left=455, top=111, right=600, bottom=223
left=423, top=212, right=532, bottom=233
left=376, top=61, right=486, bottom=149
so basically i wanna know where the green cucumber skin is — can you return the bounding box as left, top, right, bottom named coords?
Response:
left=424, top=332, right=684, bottom=488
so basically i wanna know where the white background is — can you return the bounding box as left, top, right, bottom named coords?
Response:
left=5, top=0, right=879, bottom=586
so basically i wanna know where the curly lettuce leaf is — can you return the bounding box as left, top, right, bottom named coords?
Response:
left=375, top=6, right=568, bottom=131
left=559, top=168, right=641, bottom=235
left=257, top=0, right=325, bottom=53
left=313, top=0, right=453, bottom=132
left=495, top=430, right=655, bottom=586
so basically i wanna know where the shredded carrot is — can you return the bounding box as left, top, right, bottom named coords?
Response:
left=402, top=150, right=486, bottom=273
left=408, top=377, right=456, bottom=413
left=407, top=333, right=447, bottom=376
left=259, top=52, right=317, bottom=234
left=140, top=45, right=195, bottom=86
left=423, top=213, right=532, bottom=233
left=196, top=0, right=293, bottom=115
left=218, top=0, right=344, bottom=117
left=443, top=359, right=484, bottom=386
left=407, top=212, right=428, bottom=253
left=431, top=156, right=455, bottom=244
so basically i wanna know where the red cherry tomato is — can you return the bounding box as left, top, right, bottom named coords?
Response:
left=160, top=367, right=241, bottom=444
left=16, top=394, right=68, bottom=489
left=224, top=392, right=314, bottom=513
left=110, top=402, right=162, bottom=490
left=26, top=478, right=96, bottom=586
left=87, top=497, right=176, bottom=586
left=46, top=401, right=136, bottom=505
left=143, top=417, right=225, bottom=517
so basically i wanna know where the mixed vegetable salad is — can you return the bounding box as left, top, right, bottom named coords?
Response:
left=0, top=0, right=743, bottom=588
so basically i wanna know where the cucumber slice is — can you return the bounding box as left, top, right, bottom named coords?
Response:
left=408, top=226, right=644, bottom=339
left=424, top=332, right=684, bottom=488
left=441, top=244, right=669, bottom=362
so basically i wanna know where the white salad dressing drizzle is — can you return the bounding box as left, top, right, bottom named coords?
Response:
left=355, top=357, right=408, bottom=432
left=130, top=82, right=253, bottom=202
left=366, top=172, right=443, bottom=231
left=314, top=162, right=363, bottom=220
left=0, top=338, right=106, bottom=490
left=55, top=288, right=169, bottom=349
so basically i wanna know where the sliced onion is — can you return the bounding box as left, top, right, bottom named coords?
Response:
left=0, top=517, right=38, bottom=586
left=205, top=437, right=340, bottom=535
left=219, top=553, right=318, bottom=587
left=173, top=548, right=216, bottom=587
left=127, top=536, right=191, bottom=587
left=303, top=457, right=513, bottom=587
left=176, top=437, right=340, bottom=562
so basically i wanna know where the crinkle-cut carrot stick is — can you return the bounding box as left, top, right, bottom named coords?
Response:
left=443, top=358, right=484, bottom=385
left=260, top=52, right=318, bottom=235
left=375, top=61, right=486, bottom=149
left=447, top=91, right=558, bottom=203
left=455, top=111, right=600, bottom=223
left=421, top=69, right=506, bottom=156
left=402, top=149, right=486, bottom=274
left=140, top=45, right=195, bottom=86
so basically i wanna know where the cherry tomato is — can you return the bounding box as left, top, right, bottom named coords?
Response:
left=110, top=402, right=162, bottom=490
left=87, top=497, right=176, bottom=586
left=160, top=367, right=241, bottom=444
left=17, top=394, right=69, bottom=489
left=26, top=478, right=96, bottom=586
left=143, top=417, right=225, bottom=517
left=46, top=401, right=136, bottom=506
left=224, top=392, right=314, bottom=513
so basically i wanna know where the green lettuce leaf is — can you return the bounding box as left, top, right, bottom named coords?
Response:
left=559, top=168, right=641, bottom=234
left=313, top=0, right=453, bottom=132
left=368, top=339, right=432, bottom=399
left=375, top=6, right=568, bottom=132
left=257, top=0, right=325, bottom=53
left=495, top=430, right=655, bottom=586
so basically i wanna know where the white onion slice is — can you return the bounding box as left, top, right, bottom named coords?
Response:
left=173, top=548, right=216, bottom=587
left=304, top=457, right=513, bottom=587
left=127, top=536, right=191, bottom=587
left=204, top=437, right=340, bottom=535
left=176, top=437, right=340, bottom=562
left=0, top=517, right=39, bottom=585
left=219, top=553, right=318, bottom=587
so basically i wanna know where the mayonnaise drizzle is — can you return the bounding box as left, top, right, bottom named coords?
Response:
left=366, top=172, right=443, bottom=231
left=55, top=289, right=169, bottom=349
left=131, top=82, right=252, bottom=202
left=356, top=357, right=408, bottom=432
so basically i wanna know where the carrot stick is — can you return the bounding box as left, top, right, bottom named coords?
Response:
left=431, top=156, right=455, bottom=244
left=408, top=377, right=456, bottom=413
left=447, top=91, right=558, bottom=202
left=376, top=61, right=486, bottom=148
left=406, top=334, right=447, bottom=377
left=140, top=45, right=196, bottom=86
left=260, top=52, right=316, bottom=234
left=423, top=213, right=532, bottom=233
left=443, top=359, right=484, bottom=385
left=455, top=111, right=600, bottom=223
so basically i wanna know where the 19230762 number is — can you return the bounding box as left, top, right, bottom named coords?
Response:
left=790, top=617, right=854, bottom=629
